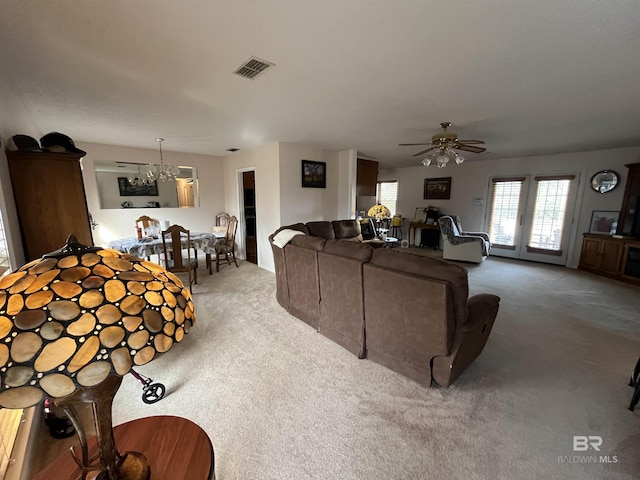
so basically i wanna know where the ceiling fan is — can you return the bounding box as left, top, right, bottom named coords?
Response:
left=399, top=122, right=486, bottom=167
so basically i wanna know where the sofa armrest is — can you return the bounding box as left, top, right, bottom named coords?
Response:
left=463, top=293, right=500, bottom=331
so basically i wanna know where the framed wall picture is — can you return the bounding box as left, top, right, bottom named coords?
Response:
left=301, top=160, right=326, bottom=188
left=118, top=177, right=159, bottom=196
left=589, top=210, right=619, bottom=234
left=413, top=208, right=427, bottom=223
left=424, top=177, right=451, bottom=199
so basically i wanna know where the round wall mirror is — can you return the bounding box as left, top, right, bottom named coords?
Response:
left=590, top=170, right=619, bottom=194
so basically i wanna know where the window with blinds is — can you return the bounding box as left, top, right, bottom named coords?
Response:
left=527, top=176, right=574, bottom=253
left=376, top=181, right=398, bottom=216
left=487, top=178, right=525, bottom=248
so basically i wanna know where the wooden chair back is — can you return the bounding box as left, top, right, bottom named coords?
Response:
left=161, top=224, right=198, bottom=293
left=215, top=212, right=231, bottom=227
left=136, top=215, right=160, bottom=231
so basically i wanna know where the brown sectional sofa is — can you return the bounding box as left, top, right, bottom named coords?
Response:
left=269, top=220, right=500, bottom=387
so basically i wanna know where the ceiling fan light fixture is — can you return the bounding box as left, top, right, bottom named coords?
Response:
left=421, top=157, right=432, bottom=166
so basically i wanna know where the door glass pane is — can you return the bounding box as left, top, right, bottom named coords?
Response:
left=488, top=180, right=523, bottom=247
left=528, top=180, right=570, bottom=250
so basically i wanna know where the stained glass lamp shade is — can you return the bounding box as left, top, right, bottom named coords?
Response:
left=0, top=236, right=196, bottom=479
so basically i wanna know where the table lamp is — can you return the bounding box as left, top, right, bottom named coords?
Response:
left=367, top=202, right=390, bottom=219
left=0, top=236, right=196, bottom=480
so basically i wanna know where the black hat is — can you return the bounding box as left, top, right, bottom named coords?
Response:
left=40, top=132, right=86, bottom=155
left=7, top=134, right=42, bottom=152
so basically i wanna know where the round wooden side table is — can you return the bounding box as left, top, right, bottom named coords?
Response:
left=33, top=415, right=215, bottom=480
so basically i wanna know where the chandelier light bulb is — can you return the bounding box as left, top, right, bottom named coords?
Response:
left=147, top=138, right=179, bottom=182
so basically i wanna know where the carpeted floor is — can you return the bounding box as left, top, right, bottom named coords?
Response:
left=26, top=251, right=640, bottom=479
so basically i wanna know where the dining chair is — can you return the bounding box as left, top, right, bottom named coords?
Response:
left=136, top=215, right=160, bottom=232
left=215, top=212, right=231, bottom=227
left=161, top=224, right=198, bottom=293
left=206, top=216, right=239, bottom=274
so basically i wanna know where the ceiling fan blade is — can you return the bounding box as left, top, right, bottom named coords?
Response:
left=399, top=143, right=431, bottom=146
left=456, top=139, right=485, bottom=144
left=455, top=144, right=486, bottom=154
left=412, top=146, right=436, bottom=157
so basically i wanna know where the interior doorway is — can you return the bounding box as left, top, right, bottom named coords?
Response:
left=242, top=171, right=257, bottom=265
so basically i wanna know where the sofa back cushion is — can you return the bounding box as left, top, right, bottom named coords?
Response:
left=306, top=221, right=335, bottom=239
left=332, top=220, right=361, bottom=239
left=369, top=248, right=469, bottom=327
left=323, top=239, right=373, bottom=262
left=289, top=234, right=327, bottom=251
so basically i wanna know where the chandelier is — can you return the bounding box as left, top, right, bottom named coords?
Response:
left=147, top=138, right=180, bottom=182
left=128, top=163, right=151, bottom=186
left=421, top=147, right=465, bottom=168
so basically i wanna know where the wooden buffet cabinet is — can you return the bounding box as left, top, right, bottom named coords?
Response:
left=578, top=163, right=640, bottom=285
left=578, top=234, right=640, bottom=284
left=6, top=150, right=93, bottom=261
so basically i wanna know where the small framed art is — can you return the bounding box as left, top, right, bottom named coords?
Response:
left=424, top=177, right=451, bottom=199
left=301, top=160, right=326, bottom=188
left=589, top=210, right=619, bottom=234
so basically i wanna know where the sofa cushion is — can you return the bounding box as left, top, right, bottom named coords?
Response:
left=289, top=234, right=327, bottom=251
left=332, top=220, right=361, bottom=239
left=272, top=229, right=305, bottom=248
left=306, top=221, right=335, bottom=239
left=324, top=239, right=373, bottom=262
left=369, top=248, right=469, bottom=327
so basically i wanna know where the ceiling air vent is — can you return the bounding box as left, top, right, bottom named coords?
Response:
left=233, top=57, right=274, bottom=79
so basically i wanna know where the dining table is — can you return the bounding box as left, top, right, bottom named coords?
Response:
left=107, top=231, right=223, bottom=259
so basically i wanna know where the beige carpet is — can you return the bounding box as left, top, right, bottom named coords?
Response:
left=26, top=252, right=640, bottom=480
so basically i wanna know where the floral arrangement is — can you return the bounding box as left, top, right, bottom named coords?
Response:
left=425, top=205, right=439, bottom=219
left=367, top=203, right=391, bottom=219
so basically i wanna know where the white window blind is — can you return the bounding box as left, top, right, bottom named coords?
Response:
left=487, top=178, right=525, bottom=247
left=376, top=181, right=398, bottom=216
left=527, top=176, right=574, bottom=251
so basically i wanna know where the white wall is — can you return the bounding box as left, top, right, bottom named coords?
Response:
left=337, top=149, right=358, bottom=219
left=221, top=143, right=357, bottom=273
left=278, top=143, right=345, bottom=224
left=379, top=146, right=640, bottom=267
left=79, top=142, right=225, bottom=248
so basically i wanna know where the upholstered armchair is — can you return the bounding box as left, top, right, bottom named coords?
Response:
left=452, top=215, right=492, bottom=249
left=438, top=216, right=490, bottom=263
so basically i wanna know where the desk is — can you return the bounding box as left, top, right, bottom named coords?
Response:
left=33, top=415, right=215, bottom=480
left=409, top=222, right=440, bottom=249
left=108, top=232, right=221, bottom=259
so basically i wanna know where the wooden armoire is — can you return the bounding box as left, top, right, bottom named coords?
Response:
left=6, top=150, right=93, bottom=261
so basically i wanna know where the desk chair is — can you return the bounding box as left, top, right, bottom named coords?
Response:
left=161, top=225, right=198, bottom=293
left=389, top=216, right=404, bottom=240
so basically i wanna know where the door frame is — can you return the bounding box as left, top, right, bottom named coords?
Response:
left=236, top=166, right=256, bottom=263
left=485, top=171, right=582, bottom=266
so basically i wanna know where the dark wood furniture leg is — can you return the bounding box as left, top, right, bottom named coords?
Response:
left=629, top=355, right=640, bottom=411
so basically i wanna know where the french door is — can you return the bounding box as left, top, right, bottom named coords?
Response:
left=485, top=173, right=580, bottom=265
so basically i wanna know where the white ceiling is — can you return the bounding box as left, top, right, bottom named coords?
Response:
left=1, top=1, right=640, bottom=168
